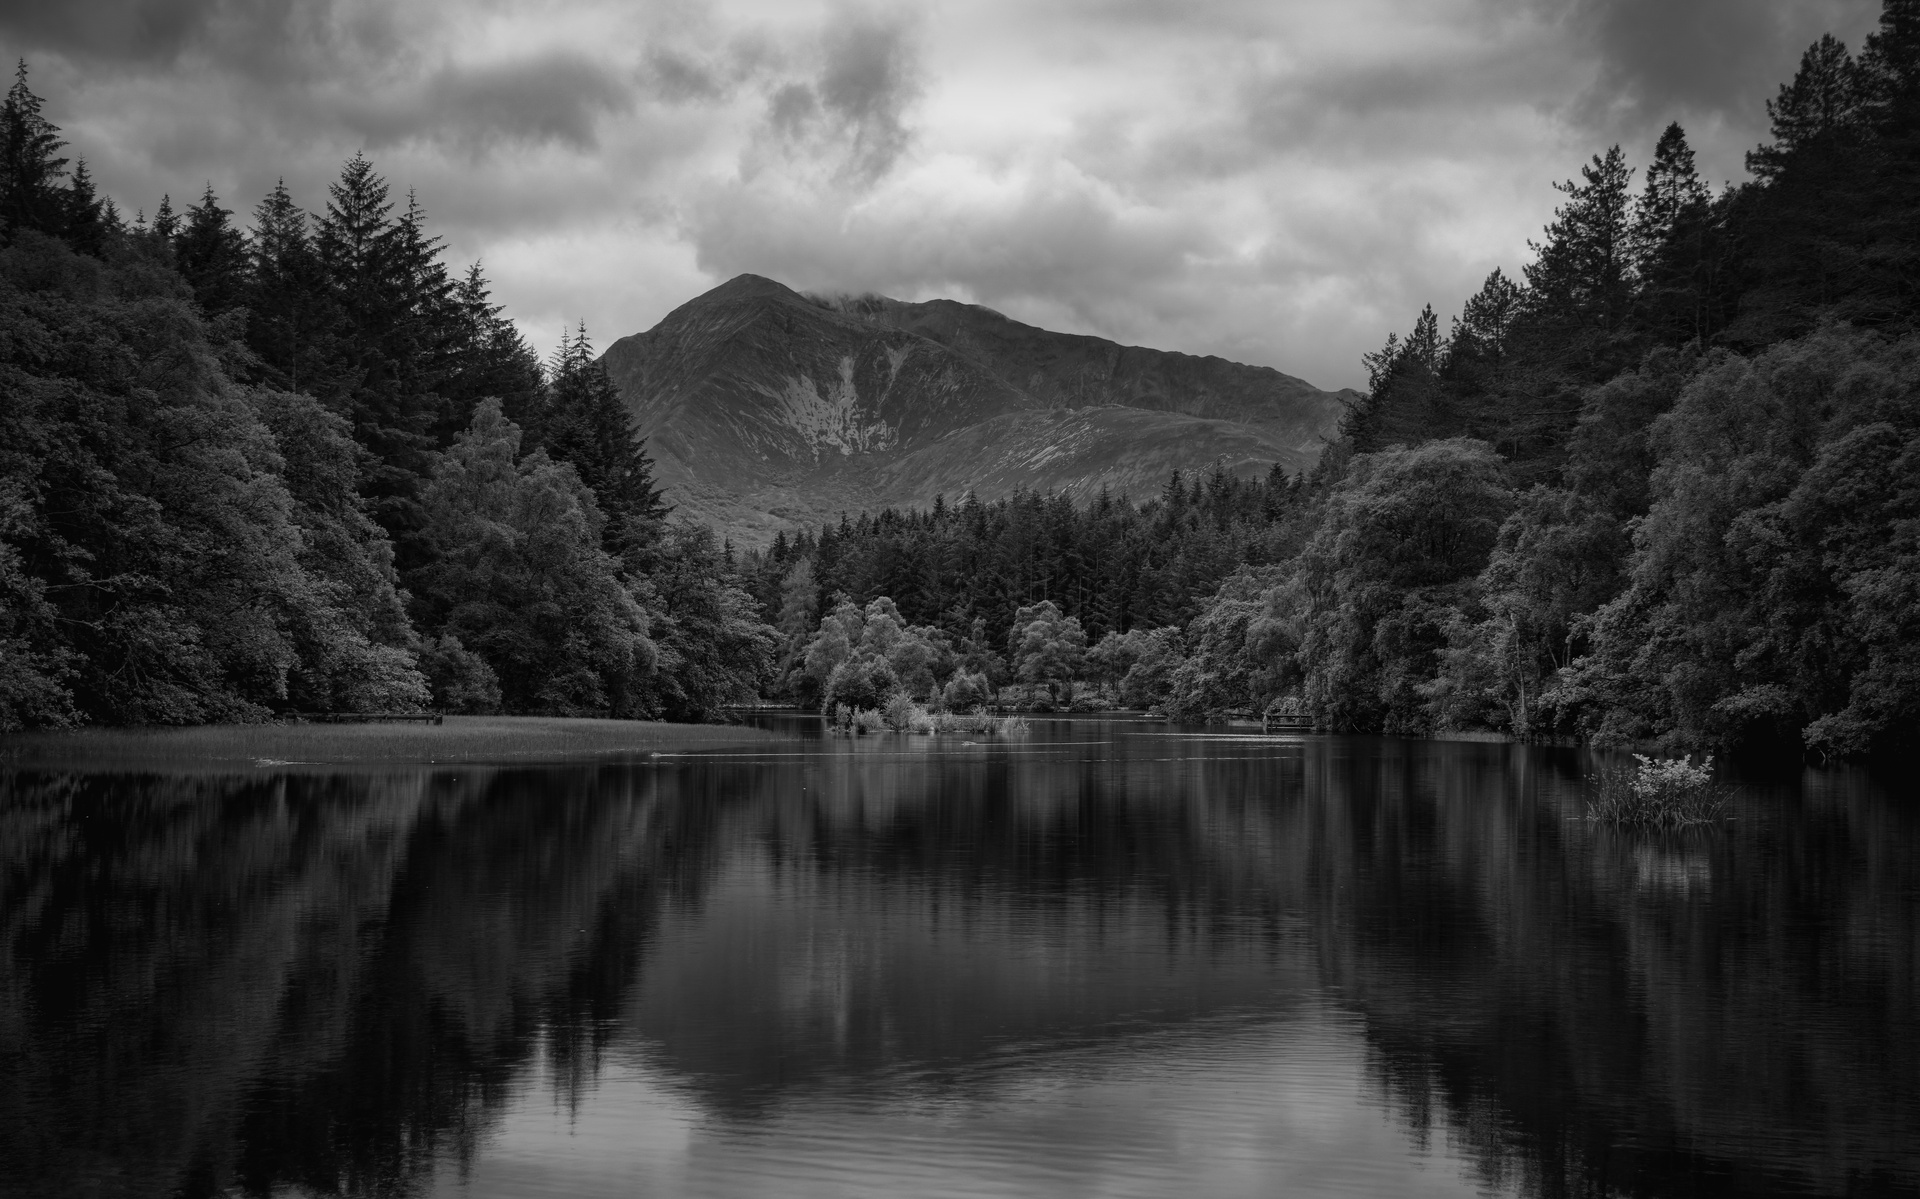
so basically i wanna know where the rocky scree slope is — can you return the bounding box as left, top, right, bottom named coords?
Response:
left=598, top=274, right=1349, bottom=545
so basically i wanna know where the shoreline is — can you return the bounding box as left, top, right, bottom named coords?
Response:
left=0, top=715, right=791, bottom=771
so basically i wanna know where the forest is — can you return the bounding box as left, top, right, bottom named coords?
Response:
left=747, top=1, right=1920, bottom=756
left=0, top=63, right=771, bottom=729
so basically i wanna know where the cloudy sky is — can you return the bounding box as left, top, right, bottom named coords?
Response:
left=2, top=0, right=1882, bottom=390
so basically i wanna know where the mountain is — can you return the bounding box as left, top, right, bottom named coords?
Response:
left=599, top=275, right=1350, bottom=545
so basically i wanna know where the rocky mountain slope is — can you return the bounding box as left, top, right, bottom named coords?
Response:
left=599, top=275, right=1350, bottom=545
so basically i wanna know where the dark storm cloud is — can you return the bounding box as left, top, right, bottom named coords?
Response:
left=647, top=46, right=729, bottom=104
left=0, top=0, right=242, bottom=64
left=345, top=52, right=636, bottom=152
left=0, top=0, right=405, bottom=83
left=759, top=8, right=919, bottom=183
left=816, top=13, right=917, bottom=178
left=1554, top=0, right=1880, bottom=145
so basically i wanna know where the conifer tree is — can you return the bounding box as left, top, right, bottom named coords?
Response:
left=1631, top=124, right=1724, bottom=346
left=540, top=323, right=669, bottom=563
left=60, top=159, right=106, bottom=256
left=151, top=193, right=177, bottom=243
left=315, top=154, right=437, bottom=545
left=442, top=262, right=543, bottom=439
left=1446, top=269, right=1525, bottom=383
left=0, top=61, right=67, bottom=245
left=176, top=184, right=250, bottom=317
left=1523, top=146, right=1637, bottom=347
left=247, top=179, right=342, bottom=397
left=1747, top=34, right=1865, bottom=181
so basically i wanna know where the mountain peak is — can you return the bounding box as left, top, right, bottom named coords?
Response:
left=699, top=273, right=807, bottom=305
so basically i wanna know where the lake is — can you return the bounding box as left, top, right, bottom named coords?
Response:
left=2, top=720, right=1915, bottom=1198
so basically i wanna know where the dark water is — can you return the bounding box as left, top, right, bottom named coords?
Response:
left=2, top=722, right=1916, bottom=1199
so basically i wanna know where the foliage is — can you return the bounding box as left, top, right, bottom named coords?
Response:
left=637, top=522, right=775, bottom=722
left=1008, top=600, right=1087, bottom=699
left=0, top=65, right=771, bottom=730
left=536, top=323, right=669, bottom=561
left=801, top=596, right=952, bottom=715
left=1088, top=626, right=1185, bottom=708
left=740, top=465, right=1305, bottom=653
left=0, top=229, right=425, bottom=724
left=1586, top=754, right=1729, bottom=827
left=940, top=669, right=992, bottom=712
left=410, top=400, right=654, bottom=717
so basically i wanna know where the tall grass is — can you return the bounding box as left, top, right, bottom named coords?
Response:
left=1587, top=754, right=1730, bottom=828
left=830, top=701, right=1029, bottom=738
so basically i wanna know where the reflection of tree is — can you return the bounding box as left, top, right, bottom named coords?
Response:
left=1283, top=745, right=1920, bottom=1198
left=0, top=766, right=719, bottom=1198
left=2, top=738, right=1913, bottom=1198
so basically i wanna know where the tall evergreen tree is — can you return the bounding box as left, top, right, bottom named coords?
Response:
left=60, top=159, right=106, bottom=256
left=441, top=262, right=544, bottom=440
left=0, top=61, right=67, bottom=245
left=540, top=323, right=670, bottom=563
left=246, top=179, right=342, bottom=397
left=176, top=184, right=250, bottom=317
left=1747, top=34, right=1866, bottom=182
left=1631, top=124, right=1727, bottom=346
left=150, top=193, right=177, bottom=243
left=1523, top=145, right=1638, bottom=349
left=314, top=154, right=437, bottom=545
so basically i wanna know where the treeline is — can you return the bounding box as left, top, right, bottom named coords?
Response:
left=0, top=65, right=771, bottom=729
left=754, top=2, right=1920, bottom=755
left=741, top=467, right=1303, bottom=640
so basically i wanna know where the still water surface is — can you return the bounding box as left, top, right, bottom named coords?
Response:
left=2, top=721, right=1916, bottom=1198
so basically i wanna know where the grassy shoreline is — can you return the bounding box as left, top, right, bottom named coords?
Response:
left=0, top=715, right=790, bottom=770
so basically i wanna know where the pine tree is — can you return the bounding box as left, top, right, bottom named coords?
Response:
left=1632, top=124, right=1722, bottom=346
left=60, top=159, right=106, bottom=256
left=247, top=179, right=342, bottom=396
left=1346, top=304, right=1451, bottom=452
left=151, top=193, right=177, bottom=242
left=1747, top=34, right=1865, bottom=181
left=1856, top=0, right=1920, bottom=322
left=1447, top=268, right=1525, bottom=377
left=315, top=154, right=437, bottom=546
left=176, top=184, right=250, bottom=316
left=1732, top=21, right=1909, bottom=339
left=442, top=262, right=544, bottom=440
left=1524, top=146, right=1637, bottom=347
left=540, top=323, right=670, bottom=563
left=385, top=189, right=458, bottom=413
left=0, top=61, right=68, bottom=244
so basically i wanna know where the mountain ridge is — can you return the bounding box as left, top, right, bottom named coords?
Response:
left=599, top=274, right=1349, bottom=545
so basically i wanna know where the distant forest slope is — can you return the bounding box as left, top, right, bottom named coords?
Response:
left=741, top=1, right=1920, bottom=757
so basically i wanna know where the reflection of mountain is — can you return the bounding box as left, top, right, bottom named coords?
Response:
left=1, top=738, right=1915, bottom=1197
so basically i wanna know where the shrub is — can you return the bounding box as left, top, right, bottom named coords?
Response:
left=940, top=670, right=991, bottom=712
left=1587, top=753, right=1729, bottom=828
left=882, top=693, right=926, bottom=731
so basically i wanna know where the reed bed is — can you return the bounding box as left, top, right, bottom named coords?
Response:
left=1586, top=754, right=1731, bottom=828
left=830, top=702, right=1030, bottom=739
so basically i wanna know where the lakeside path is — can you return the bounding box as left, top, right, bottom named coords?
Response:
left=0, top=715, right=793, bottom=770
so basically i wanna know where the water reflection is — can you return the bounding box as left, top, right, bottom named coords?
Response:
left=0, top=728, right=1915, bottom=1198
